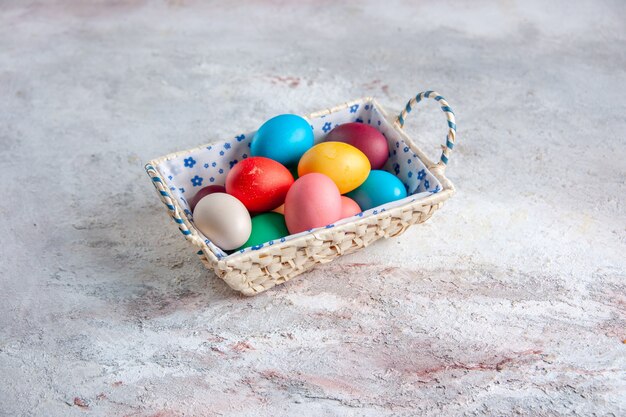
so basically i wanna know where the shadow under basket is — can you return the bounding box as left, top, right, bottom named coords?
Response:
left=145, top=91, right=458, bottom=295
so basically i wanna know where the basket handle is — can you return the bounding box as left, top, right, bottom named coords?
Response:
left=144, top=163, right=205, bottom=247
left=395, top=91, right=457, bottom=170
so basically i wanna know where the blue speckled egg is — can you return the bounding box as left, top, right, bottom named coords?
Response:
left=251, top=114, right=314, bottom=166
left=345, top=170, right=407, bottom=211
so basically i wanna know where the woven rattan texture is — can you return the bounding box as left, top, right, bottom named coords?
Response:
left=146, top=92, right=457, bottom=295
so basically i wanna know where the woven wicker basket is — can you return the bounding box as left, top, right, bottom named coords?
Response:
left=146, top=91, right=457, bottom=295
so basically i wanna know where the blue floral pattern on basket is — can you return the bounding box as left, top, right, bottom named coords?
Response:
left=157, top=98, right=441, bottom=259
left=191, top=176, right=203, bottom=187
left=184, top=157, right=196, bottom=168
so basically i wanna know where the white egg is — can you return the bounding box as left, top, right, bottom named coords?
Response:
left=192, top=193, right=252, bottom=250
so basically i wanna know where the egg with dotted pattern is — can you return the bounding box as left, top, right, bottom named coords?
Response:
left=226, top=156, right=294, bottom=213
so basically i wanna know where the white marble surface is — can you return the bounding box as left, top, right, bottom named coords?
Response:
left=1, top=1, right=625, bottom=416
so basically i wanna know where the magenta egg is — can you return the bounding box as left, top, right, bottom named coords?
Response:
left=284, top=173, right=342, bottom=234
left=325, top=122, right=389, bottom=169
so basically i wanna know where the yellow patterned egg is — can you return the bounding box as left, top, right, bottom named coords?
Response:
left=297, top=142, right=370, bottom=194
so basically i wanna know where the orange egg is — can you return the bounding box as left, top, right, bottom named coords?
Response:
left=297, top=142, right=370, bottom=194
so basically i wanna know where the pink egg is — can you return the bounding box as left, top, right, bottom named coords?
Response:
left=325, top=122, right=389, bottom=169
left=188, top=185, right=226, bottom=211
left=284, top=173, right=342, bottom=234
left=340, top=196, right=361, bottom=219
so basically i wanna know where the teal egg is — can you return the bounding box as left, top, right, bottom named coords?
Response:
left=345, top=170, right=407, bottom=211
left=251, top=114, right=314, bottom=166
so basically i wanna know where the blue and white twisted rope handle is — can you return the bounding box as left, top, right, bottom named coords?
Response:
left=145, top=163, right=205, bottom=248
left=396, top=91, right=457, bottom=169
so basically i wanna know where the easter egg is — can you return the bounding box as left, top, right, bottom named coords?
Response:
left=188, top=185, right=226, bottom=211
left=193, top=193, right=252, bottom=250
left=237, top=212, right=289, bottom=250
left=346, top=170, right=408, bottom=211
left=272, top=204, right=285, bottom=215
left=340, top=196, right=361, bottom=219
left=325, top=122, right=389, bottom=170
left=225, top=156, right=294, bottom=212
left=284, top=173, right=342, bottom=234
left=298, top=142, right=370, bottom=194
left=251, top=114, right=314, bottom=166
